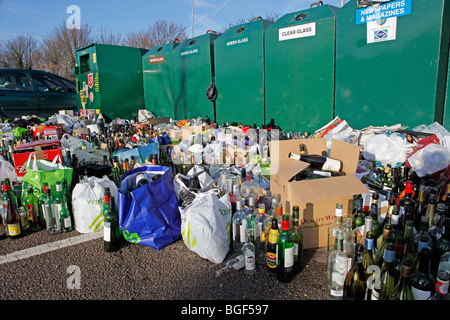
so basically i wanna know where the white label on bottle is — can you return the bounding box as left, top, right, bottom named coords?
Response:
left=244, top=250, right=256, bottom=271
left=104, top=222, right=111, bottom=242
left=391, top=214, right=400, bottom=225
left=322, top=158, right=341, bottom=172
left=293, top=243, right=299, bottom=256
left=64, top=217, right=71, bottom=228
left=313, top=170, right=332, bottom=177
left=284, top=246, right=294, bottom=268
left=411, top=287, right=431, bottom=300
left=239, top=225, right=246, bottom=243
left=289, top=153, right=301, bottom=161
left=330, top=289, right=343, bottom=297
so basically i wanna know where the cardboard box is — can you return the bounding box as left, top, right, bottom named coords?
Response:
left=269, top=138, right=369, bottom=249
left=12, top=139, right=63, bottom=178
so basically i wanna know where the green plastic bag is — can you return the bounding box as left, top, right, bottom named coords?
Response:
left=22, top=154, right=73, bottom=195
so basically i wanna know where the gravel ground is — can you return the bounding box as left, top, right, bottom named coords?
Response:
left=0, top=229, right=328, bottom=302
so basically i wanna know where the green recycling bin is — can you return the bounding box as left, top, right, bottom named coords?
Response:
left=73, top=43, right=148, bottom=121
left=335, top=0, right=450, bottom=130
left=214, top=18, right=273, bottom=127
left=443, top=51, right=450, bottom=131
left=265, top=4, right=338, bottom=134
left=172, top=32, right=218, bottom=121
left=142, top=41, right=179, bottom=119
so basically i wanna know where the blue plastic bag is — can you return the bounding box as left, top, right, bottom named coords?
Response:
left=118, top=165, right=181, bottom=250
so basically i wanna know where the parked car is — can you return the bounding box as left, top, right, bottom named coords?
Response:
left=0, top=68, right=77, bottom=119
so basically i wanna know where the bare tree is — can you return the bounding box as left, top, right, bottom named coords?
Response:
left=95, top=27, right=123, bottom=45
left=123, top=19, right=187, bottom=49
left=1, top=33, right=38, bottom=69
left=36, top=22, right=93, bottom=80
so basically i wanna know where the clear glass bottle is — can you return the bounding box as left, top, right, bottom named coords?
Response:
left=215, top=255, right=245, bottom=277
left=328, top=203, right=344, bottom=253
left=242, top=229, right=256, bottom=275
left=42, top=187, right=58, bottom=234
left=231, top=197, right=246, bottom=254
left=326, top=229, right=348, bottom=300
left=343, top=217, right=355, bottom=274
left=254, top=203, right=270, bottom=265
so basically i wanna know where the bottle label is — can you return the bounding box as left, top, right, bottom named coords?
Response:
left=289, top=153, right=301, bottom=161
left=391, top=214, right=400, bottom=225
left=365, top=237, right=374, bottom=250
left=411, top=287, right=431, bottom=300
left=104, top=222, right=111, bottom=242
left=268, top=230, right=279, bottom=244
left=239, top=224, right=246, bottom=243
left=244, top=250, right=255, bottom=271
left=7, top=223, right=21, bottom=236
left=322, top=158, right=341, bottom=172
left=435, top=278, right=449, bottom=295
left=284, top=246, right=294, bottom=269
left=330, top=289, right=343, bottom=297
left=64, top=217, right=72, bottom=228
left=267, top=252, right=277, bottom=269
left=26, top=204, right=34, bottom=222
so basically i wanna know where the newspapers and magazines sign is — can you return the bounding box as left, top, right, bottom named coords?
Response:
left=356, top=0, right=411, bottom=24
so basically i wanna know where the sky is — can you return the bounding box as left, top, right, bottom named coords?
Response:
left=0, top=0, right=345, bottom=42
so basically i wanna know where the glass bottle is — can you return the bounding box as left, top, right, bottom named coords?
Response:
left=386, top=197, right=400, bottom=241
left=0, top=211, right=5, bottom=239
left=363, top=231, right=376, bottom=300
left=373, top=241, right=397, bottom=300
left=343, top=243, right=366, bottom=300
left=5, top=195, right=22, bottom=239
left=427, top=270, right=449, bottom=300
left=25, top=186, right=43, bottom=232
left=403, top=220, right=416, bottom=264
left=103, top=190, right=119, bottom=252
left=374, top=223, right=392, bottom=267
left=399, top=181, right=415, bottom=230
left=266, top=218, right=279, bottom=272
left=389, top=260, right=415, bottom=300
left=328, top=203, right=344, bottom=253
left=326, top=229, right=348, bottom=300
left=430, top=216, right=450, bottom=278
left=231, top=197, right=246, bottom=254
left=413, top=215, right=433, bottom=254
left=42, top=187, right=58, bottom=234
left=352, top=197, right=365, bottom=230
left=411, top=247, right=435, bottom=300
left=413, top=184, right=428, bottom=231
left=370, top=203, right=383, bottom=245
left=290, top=205, right=303, bottom=274
left=343, top=217, right=355, bottom=274
left=60, top=196, right=73, bottom=232
left=254, top=203, right=270, bottom=265
left=215, top=255, right=245, bottom=277
left=276, top=214, right=295, bottom=283
left=242, top=229, right=256, bottom=275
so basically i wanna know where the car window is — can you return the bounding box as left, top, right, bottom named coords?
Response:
left=30, top=73, right=66, bottom=92
left=0, top=73, right=34, bottom=92
left=57, top=77, right=76, bottom=91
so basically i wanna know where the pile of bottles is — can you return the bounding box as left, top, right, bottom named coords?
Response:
left=0, top=178, right=73, bottom=239
left=326, top=179, right=450, bottom=300
left=217, top=193, right=303, bottom=284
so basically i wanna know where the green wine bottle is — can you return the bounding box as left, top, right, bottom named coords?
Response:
left=343, top=243, right=367, bottom=300
left=389, top=260, right=415, bottom=300
left=276, top=214, right=295, bottom=283
left=290, top=205, right=303, bottom=274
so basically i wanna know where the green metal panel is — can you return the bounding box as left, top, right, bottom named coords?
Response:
left=214, top=19, right=273, bottom=127
left=335, top=0, right=450, bottom=130
left=142, top=42, right=179, bottom=119
left=74, top=43, right=148, bottom=121
left=172, top=33, right=218, bottom=120
left=443, top=47, right=450, bottom=131
left=265, top=5, right=338, bottom=134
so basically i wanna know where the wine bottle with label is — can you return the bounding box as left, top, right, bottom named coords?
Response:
left=231, top=198, right=246, bottom=254
left=343, top=243, right=367, bottom=300
left=103, top=190, right=119, bottom=253
left=254, top=203, right=270, bottom=265
left=288, top=152, right=343, bottom=172
left=326, top=229, right=348, bottom=300
left=411, top=247, right=435, bottom=300
left=5, top=194, right=22, bottom=239
left=328, top=203, right=344, bottom=253
left=276, top=214, right=295, bottom=283
left=242, top=229, right=256, bottom=275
